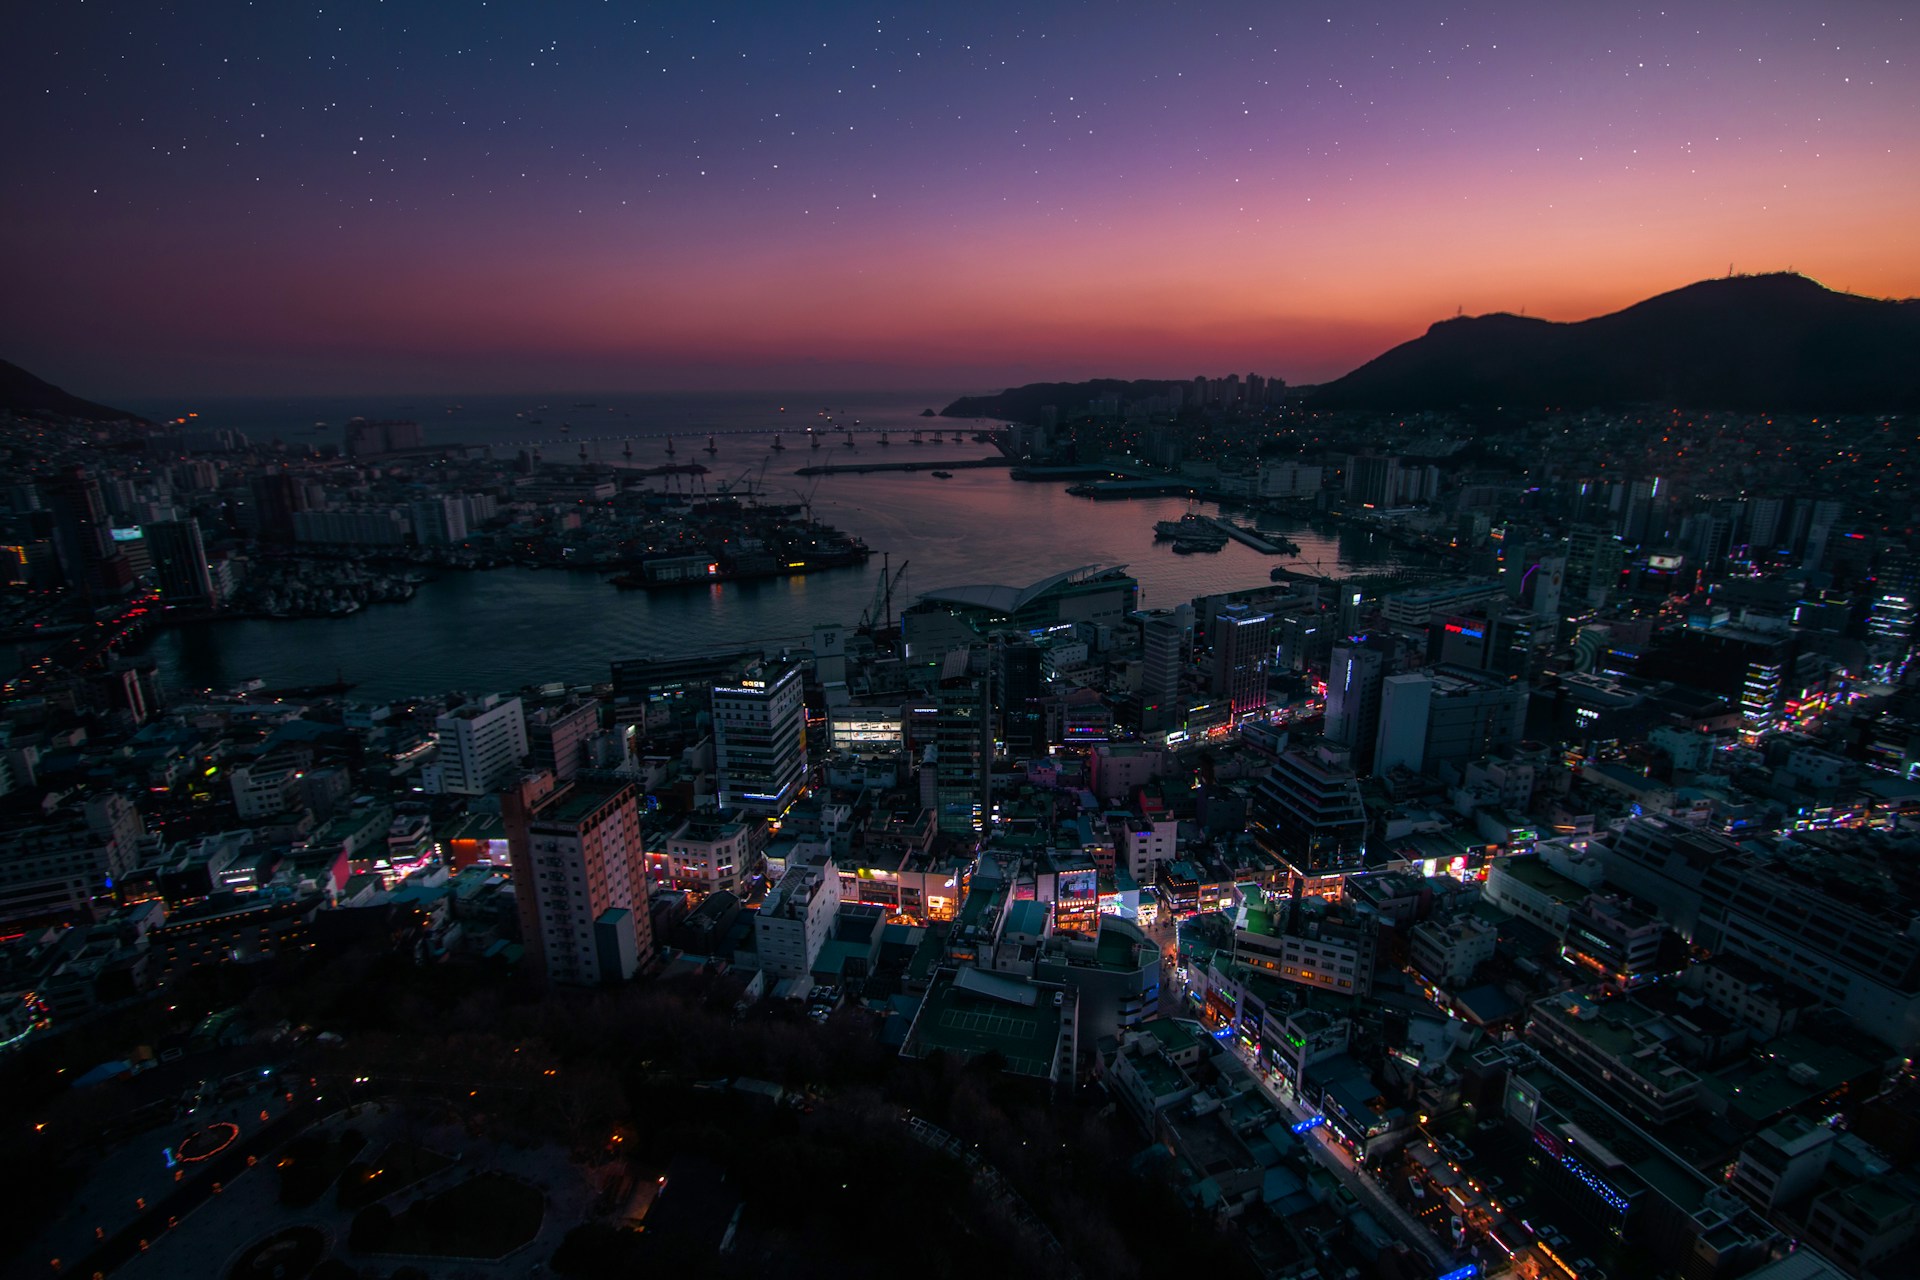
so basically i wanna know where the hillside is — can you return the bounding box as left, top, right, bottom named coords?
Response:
left=0, top=360, right=147, bottom=423
left=1308, top=274, right=1920, bottom=413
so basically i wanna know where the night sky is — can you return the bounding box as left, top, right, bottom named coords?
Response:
left=5, top=1, right=1916, bottom=396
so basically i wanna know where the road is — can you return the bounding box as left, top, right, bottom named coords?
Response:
left=1159, top=949, right=1453, bottom=1273
left=1230, top=1046, right=1455, bottom=1271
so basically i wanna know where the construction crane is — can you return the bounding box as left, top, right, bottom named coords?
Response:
left=859, top=556, right=908, bottom=637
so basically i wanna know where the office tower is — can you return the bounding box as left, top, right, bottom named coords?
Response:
left=1140, top=610, right=1187, bottom=735
left=504, top=773, right=654, bottom=986
left=41, top=466, right=134, bottom=606
left=408, top=495, right=468, bottom=546
left=248, top=470, right=308, bottom=543
left=142, top=519, right=214, bottom=608
left=994, top=638, right=1047, bottom=756
left=433, top=694, right=529, bottom=795
left=526, top=698, right=600, bottom=785
left=1324, top=643, right=1385, bottom=771
left=1210, top=603, right=1273, bottom=721
left=1373, top=667, right=1529, bottom=777
left=1248, top=746, right=1368, bottom=884
left=933, top=647, right=993, bottom=834
left=713, top=662, right=808, bottom=817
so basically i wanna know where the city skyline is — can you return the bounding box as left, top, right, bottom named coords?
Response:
left=5, top=1, right=1918, bottom=396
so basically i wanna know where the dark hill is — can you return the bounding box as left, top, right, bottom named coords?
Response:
left=1308, top=274, right=1920, bottom=413
left=0, top=360, right=148, bottom=423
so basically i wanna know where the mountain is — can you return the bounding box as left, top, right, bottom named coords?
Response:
left=0, top=360, right=148, bottom=423
left=1308, top=274, right=1920, bottom=413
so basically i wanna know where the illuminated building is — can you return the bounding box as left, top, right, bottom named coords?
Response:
left=931, top=648, right=992, bottom=834
left=1324, top=642, right=1384, bottom=771
left=504, top=772, right=654, bottom=987
left=713, top=662, right=808, bottom=817
left=1209, top=603, right=1273, bottom=721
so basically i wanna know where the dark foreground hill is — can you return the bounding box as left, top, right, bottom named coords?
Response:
left=0, top=360, right=148, bottom=423
left=1308, top=273, right=1920, bottom=413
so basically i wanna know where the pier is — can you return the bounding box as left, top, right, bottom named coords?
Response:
left=1204, top=517, right=1298, bottom=555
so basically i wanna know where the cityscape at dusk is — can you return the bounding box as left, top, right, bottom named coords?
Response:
left=5, top=2, right=1920, bottom=393
left=2, top=4, right=1919, bottom=1280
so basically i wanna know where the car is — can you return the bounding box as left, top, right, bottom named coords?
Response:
left=1505, top=1195, right=1526, bottom=1210
left=1449, top=1215, right=1468, bottom=1247
left=1407, top=1176, right=1426, bottom=1199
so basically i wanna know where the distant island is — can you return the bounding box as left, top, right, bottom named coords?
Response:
left=942, top=378, right=1225, bottom=423
left=943, top=274, right=1920, bottom=421
left=0, top=359, right=148, bottom=423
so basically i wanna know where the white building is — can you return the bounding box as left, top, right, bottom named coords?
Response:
left=1408, top=915, right=1498, bottom=985
left=755, top=859, right=841, bottom=979
left=432, top=694, right=528, bottom=795
left=230, top=761, right=303, bottom=820
left=1120, top=818, right=1178, bottom=882
left=662, top=815, right=755, bottom=897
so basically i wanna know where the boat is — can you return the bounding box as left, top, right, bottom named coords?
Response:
left=771, top=433, right=785, bottom=450
left=665, top=437, right=676, bottom=457
left=878, top=431, right=889, bottom=446
left=931, top=470, right=953, bottom=479
left=911, top=431, right=924, bottom=444
left=810, top=429, right=821, bottom=449
left=559, top=423, right=570, bottom=432
left=1172, top=537, right=1224, bottom=554
left=1154, top=514, right=1218, bottom=540
left=623, top=441, right=633, bottom=458
left=704, top=434, right=719, bottom=454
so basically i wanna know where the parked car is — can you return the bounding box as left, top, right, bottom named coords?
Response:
left=1407, top=1176, right=1426, bottom=1199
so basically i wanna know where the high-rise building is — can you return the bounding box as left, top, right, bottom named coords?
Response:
left=1210, top=603, right=1272, bottom=721
left=526, top=698, right=600, bottom=785
left=1249, top=747, right=1368, bottom=885
left=1324, top=643, right=1385, bottom=770
left=993, top=638, right=1047, bottom=757
left=504, top=773, right=655, bottom=986
left=432, top=694, right=529, bottom=795
left=1373, top=666, right=1528, bottom=777
left=408, top=495, right=468, bottom=546
left=1139, top=609, right=1189, bottom=734
left=933, top=647, right=993, bottom=834
left=248, top=471, right=309, bottom=543
left=713, top=662, right=808, bottom=816
left=41, top=466, right=134, bottom=606
left=142, top=519, right=214, bottom=608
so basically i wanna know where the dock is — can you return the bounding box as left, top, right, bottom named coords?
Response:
left=1205, top=517, right=1298, bottom=555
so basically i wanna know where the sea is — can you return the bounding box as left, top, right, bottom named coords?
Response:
left=106, top=390, right=1424, bottom=700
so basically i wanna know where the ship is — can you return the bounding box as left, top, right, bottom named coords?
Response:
left=931, top=470, right=954, bottom=479
left=1154, top=514, right=1219, bottom=540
